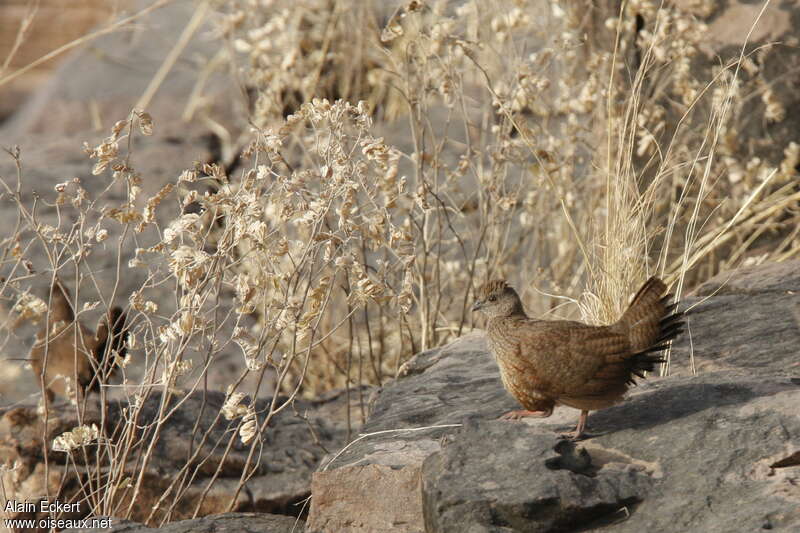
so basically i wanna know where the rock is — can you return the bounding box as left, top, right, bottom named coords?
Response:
left=0, top=126, right=237, bottom=404
left=639, top=0, right=800, bottom=167
left=422, top=422, right=649, bottom=532
left=0, top=0, right=114, bottom=123
left=63, top=512, right=302, bottom=532
left=0, top=389, right=349, bottom=527
left=3, top=0, right=241, bottom=140
left=422, top=373, right=799, bottom=532
left=669, top=259, right=800, bottom=376
left=693, top=259, right=800, bottom=296
left=0, top=0, right=244, bottom=406
left=310, top=464, right=422, bottom=533
left=307, top=261, right=800, bottom=532
left=306, top=332, right=576, bottom=532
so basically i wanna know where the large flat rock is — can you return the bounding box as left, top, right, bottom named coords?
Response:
left=422, top=373, right=799, bottom=532
left=307, top=261, right=800, bottom=532
left=669, top=260, right=800, bottom=376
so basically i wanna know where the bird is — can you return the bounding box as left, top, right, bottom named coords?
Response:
left=472, top=277, right=683, bottom=440
left=29, top=277, right=129, bottom=406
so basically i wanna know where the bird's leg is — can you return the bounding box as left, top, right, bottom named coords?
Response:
left=500, top=405, right=553, bottom=420
left=559, top=409, right=590, bottom=440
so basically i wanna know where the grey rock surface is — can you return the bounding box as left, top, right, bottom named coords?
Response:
left=3, top=0, right=243, bottom=140
left=0, top=388, right=352, bottom=526
left=308, top=261, right=800, bottom=532
left=692, top=0, right=800, bottom=166
left=64, top=512, right=303, bottom=533
left=306, top=331, right=520, bottom=532
left=422, top=373, right=799, bottom=532
left=669, top=260, right=800, bottom=377
left=0, top=0, right=248, bottom=405
left=107, top=389, right=343, bottom=518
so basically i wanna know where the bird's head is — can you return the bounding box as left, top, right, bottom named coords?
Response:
left=472, top=280, right=524, bottom=318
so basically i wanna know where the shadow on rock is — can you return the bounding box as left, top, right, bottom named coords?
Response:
left=588, top=378, right=797, bottom=434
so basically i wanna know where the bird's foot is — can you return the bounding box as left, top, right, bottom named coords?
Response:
left=499, top=409, right=551, bottom=420
left=558, top=410, right=592, bottom=440
left=557, top=430, right=594, bottom=441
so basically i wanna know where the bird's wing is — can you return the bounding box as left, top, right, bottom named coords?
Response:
left=503, top=318, right=632, bottom=397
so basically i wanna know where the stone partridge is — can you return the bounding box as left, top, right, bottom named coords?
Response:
left=30, top=278, right=129, bottom=405
left=472, top=277, right=683, bottom=439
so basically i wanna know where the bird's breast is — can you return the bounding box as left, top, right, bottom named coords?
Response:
left=486, top=321, right=550, bottom=403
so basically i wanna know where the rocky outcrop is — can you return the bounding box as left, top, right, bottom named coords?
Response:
left=3, top=0, right=240, bottom=139
left=669, top=260, right=800, bottom=377
left=307, top=260, right=800, bottom=532
left=64, top=512, right=302, bottom=533
left=0, top=0, right=114, bottom=123
left=422, top=372, right=798, bottom=532
left=0, top=388, right=355, bottom=530
left=0, top=0, right=246, bottom=405
left=690, top=0, right=800, bottom=166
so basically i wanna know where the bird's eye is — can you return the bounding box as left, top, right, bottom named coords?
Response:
left=488, top=295, right=497, bottom=302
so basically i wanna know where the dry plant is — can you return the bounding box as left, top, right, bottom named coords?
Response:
left=1, top=0, right=798, bottom=527
left=579, top=0, right=800, bottom=369
left=216, top=0, right=799, bottom=384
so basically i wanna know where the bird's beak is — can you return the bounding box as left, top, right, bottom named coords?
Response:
left=471, top=301, right=483, bottom=312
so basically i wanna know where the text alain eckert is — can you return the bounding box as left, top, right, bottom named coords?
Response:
left=5, top=499, right=82, bottom=513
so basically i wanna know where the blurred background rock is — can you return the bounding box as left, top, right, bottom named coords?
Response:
left=0, top=0, right=119, bottom=125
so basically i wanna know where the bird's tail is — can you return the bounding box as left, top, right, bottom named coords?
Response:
left=617, top=277, right=684, bottom=376
left=47, top=276, right=75, bottom=325
left=90, top=307, right=129, bottom=392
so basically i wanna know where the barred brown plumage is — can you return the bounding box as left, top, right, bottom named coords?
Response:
left=472, top=277, right=684, bottom=440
